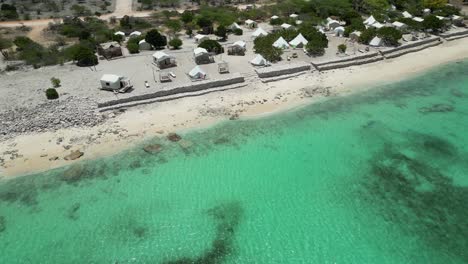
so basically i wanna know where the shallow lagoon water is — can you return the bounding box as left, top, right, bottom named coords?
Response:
left=0, top=61, right=468, bottom=263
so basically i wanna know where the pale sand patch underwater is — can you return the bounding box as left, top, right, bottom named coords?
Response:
left=2, top=38, right=468, bottom=178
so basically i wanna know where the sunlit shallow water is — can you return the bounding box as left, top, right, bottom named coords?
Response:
left=1, top=61, right=468, bottom=263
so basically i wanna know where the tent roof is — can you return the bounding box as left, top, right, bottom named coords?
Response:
left=413, top=17, right=424, bottom=22
left=364, top=16, right=376, bottom=25
left=193, top=47, right=208, bottom=56
left=250, top=54, right=267, bottom=65
left=114, top=31, right=125, bottom=36
left=436, top=16, right=445, bottom=20
left=189, top=66, right=206, bottom=77
left=290, top=14, right=299, bottom=18
left=129, top=31, right=141, bottom=36
left=100, top=41, right=120, bottom=49
left=271, top=15, right=279, bottom=20
left=252, top=27, right=268, bottom=37
left=139, top=39, right=148, bottom=45
left=232, top=40, right=246, bottom=48
left=195, top=34, right=207, bottom=40
left=370, top=22, right=384, bottom=29
left=369, top=36, right=383, bottom=47
left=334, top=26, right=345, bottom=32
left=273, top=36, right=289, bottom=49
left=281, top=23, right=293, bottom=29
left=100, top=74, right=121, bottom=83
left=153, top=51, right=173, bottom=61
left=245, top=19, right=256, bottom=24
left=289, top=33, right=308, bottom=46
left=230, top=22, right=241, bottom=29
left=350, top=31, right=361, bottom=36
left=402, top=11, right=413, bottom=18
left=392, top=21, right=406, bottom=28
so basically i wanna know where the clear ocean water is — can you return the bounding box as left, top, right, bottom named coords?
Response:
left=1, top=60, right=468, bottom=264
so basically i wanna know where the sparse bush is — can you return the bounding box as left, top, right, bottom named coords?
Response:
left=338, top=44, right=347, bottom=53
left=169, top=38, right=183, bottom=49
left=46, top=88, right=59, bottom=100
left=51, top=77, right=61, bottom=88
left=127, top=42, right=139, bottom=53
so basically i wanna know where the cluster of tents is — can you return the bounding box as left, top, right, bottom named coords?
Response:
left=272, top=33, right=309, bottom=49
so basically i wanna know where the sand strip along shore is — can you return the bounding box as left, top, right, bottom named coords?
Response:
left=1, top=37, right=468, bottom=179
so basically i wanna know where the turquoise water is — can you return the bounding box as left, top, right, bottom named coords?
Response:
left=1, top=61, right=468, bottom=263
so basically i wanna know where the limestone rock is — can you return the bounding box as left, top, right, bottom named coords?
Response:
left=167, top=133, right=182, bottom=142
left=64, top=150, right=84, bottom=161
left=143, top=144, right=163, bottom=154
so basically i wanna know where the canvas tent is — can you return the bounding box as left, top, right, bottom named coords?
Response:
left=327, top=19, right=340, bottom=30
left=402, top=11, right=413, bottom=19
left=369, top=36, right=383, bottom=47
left=100, top=74, right=122, bottom=90
left=271, top=15, right=279, bottom=20
left=290, top=14, right=299, bottom=19
left=273, top=36, right=289, bottom=49
left=413, top=17, right=424, bottom=23
left=252, top=27, right=268, bottom=38
left=334, top=26, right=345, bottom=37
left=193, top=47, right=213, bottom=64
left=392, top=21, right=407, bottom=30
left=129, top=31, right=141, bottom=38
left=97, top=41, right=122, bottom=59
left=364, top=16, right=377, bottom=26
left=281, top=23, right=294, bottom=30
left=228, top=41, right=247, bottom=55
left=229, top=22, right=241, bottom=31
left=188, top=66, right=206, bottom=80
left=289, top=33, right=308, bottom=48
left=194, top=34, right=209, bottom=43
left=245, top=19, right=257, bottom=28
left=153, top=51, right=176, bottom=68
left=139, top=39, right=152, bottom=50
left=250, top=54, right=268, bottom=66
left=350, top=31, right=361, bottom=41
left=114, top=31, right=125, bottom=36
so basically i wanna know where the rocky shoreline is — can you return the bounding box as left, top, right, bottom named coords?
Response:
left=0, top=96, right=113, bottom=141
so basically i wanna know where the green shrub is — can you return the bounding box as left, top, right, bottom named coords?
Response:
left=338, top=44, right=347, bottom=53
left=198, top=39, right=224, bottom=54
left=359, top=28, right=377, bottom=44
left=51, top=77, right=61, bottom=88
left=377, top=27, right=402, bottom=46
left=169, top=38, right=183, bottom=49
left=127, top=42, right=139, bottom=53
left=46, top=88, right=59, bottom=100
left=233, top=28, right=243, bottom=35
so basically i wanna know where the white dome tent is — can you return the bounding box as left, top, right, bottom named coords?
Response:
left=252, top=27, right=268, bottom=38
left=273, top=36, right=289, bottom=49
left=289, top=33, right=308, bottom=48
left=250, top=54, right=269, bottom=66
left=188, top=66, right=206, bottom=80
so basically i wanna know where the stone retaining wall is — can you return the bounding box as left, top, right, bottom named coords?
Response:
left=317, top=56, right=384, bottom=71
left=255, top=62, right=311, bottom=78
left=384, top=41, right=442, bottom=59
left=381, top=37, right=440, bottom=55
left=97, top=73, right=245, bottom=108
left=312, top=52, right=379, bottom=68
left=439, top=29, right=468, bottom=39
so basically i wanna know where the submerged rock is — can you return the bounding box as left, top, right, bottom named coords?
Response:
left=67, top=203, right=81, bottom=220
left=64, top=150, right=84, bottom=161
left=167, top=133, right=182, bottom=142
left=419, top=104, right=454, bottom=114
left=0, top=216, right=5, bottom=233
left=178, top=140, right=193, bottom=149
left=143, top=144, right=163, bottom=154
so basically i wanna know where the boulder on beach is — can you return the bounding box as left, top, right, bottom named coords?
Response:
left=64, top=150, right=84, bottom=161
left=167, top=133, right=182, bottom=142
left=143, top=144, right=163, bottom=154
left=178, top=139, right=193, bottom=149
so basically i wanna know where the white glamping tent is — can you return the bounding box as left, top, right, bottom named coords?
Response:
left=252, top=27, right=268, bottom=38
left=369, top=36, right=383, bottom=47
left=289, top=33, right=308, bottom=48
left=188, top=66, right=206, bottom=80
left=273, top=36, right=289, bottom=49
left=250, top=54, right=268, bottom=66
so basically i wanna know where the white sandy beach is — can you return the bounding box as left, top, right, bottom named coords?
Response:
left=1, top=37, right=468, bottom=179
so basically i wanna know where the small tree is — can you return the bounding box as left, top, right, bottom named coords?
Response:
left=0, top=36, right=12, bottom=60
left=338, top=44, right=347, bottom=53
left=181, top=11, right=194, bottom=24
left=165, top=20, right=182, bottom=35
left=359, top=28, right=377, bottom=44
left=198, top=39, right=224, bottom=54
left=215, top=25, right=227, bottom=41
left=422, top=15, right=445, bottom=33
left=169, top=38, right=183, bottom=49
left=46, top=88, right=59, bottom=100
left=145, top=29, right=167, bottom=49
left=127, top=42, right=139, bottom=53
left=50, top=77, right=61, bottom=88
left=74, top=46, right=98, bottom=67
left=377, top=27, right=402, bottom=46
left=233, top=28, right=243, bottom=36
